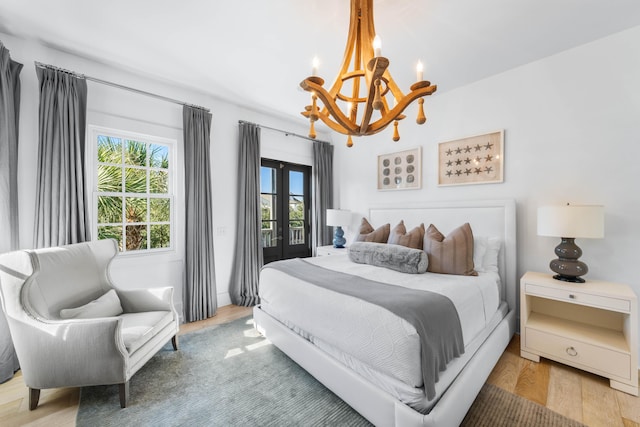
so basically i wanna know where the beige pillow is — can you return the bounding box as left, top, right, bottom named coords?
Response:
left=387, top=220, right=425, bottom=250
left=424, top=223, right=477, bottom=276
left=355, top=218, right=390, bottom=243
left=60, top=289, right=124, bottom=319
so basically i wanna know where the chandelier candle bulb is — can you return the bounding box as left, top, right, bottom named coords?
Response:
left=373, top=35, right=382, bottom=57
left=416, top=61, right=424, bottom=82
left=311, top=56, right=320, bottom=76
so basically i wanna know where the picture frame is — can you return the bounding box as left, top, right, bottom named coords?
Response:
left=377, top=147, right=422, bottom=190
left=437, top=130, right=504, bottom=186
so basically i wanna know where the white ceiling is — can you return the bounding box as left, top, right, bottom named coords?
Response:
left=1, top=0, right=640, bottom=123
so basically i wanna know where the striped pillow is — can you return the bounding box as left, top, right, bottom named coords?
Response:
left=355, top=218, right=390, bottom=243
left=387, top=220, right=425, bottom=249
left=424, top=223, right=478, bottom=276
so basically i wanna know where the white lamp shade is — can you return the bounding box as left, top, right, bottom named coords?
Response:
left=537, top=205, right=604, bottom=238
left=326, top=209, right=351, bottom=227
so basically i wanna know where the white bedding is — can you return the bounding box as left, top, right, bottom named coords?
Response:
left=258, top=253, right=504, bottom=411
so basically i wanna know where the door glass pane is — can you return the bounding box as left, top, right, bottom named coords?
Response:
left=289, top=170, right=304, bottom=195
left=261, top=167, right=276, bottom=194
left=289, top=195, right=305, bottom=245
left=261, top=221, right=277, bottom=248
left=261, top=193, right=277, bottom=248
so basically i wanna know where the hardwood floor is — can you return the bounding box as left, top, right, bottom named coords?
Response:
left=0, top=304, right=637, bottom=426
left=487, top=336, right=640, bottom=427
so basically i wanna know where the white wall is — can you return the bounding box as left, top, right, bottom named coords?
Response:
left=1, top=32, right=324, bottom=319
left=334, top=25, right=640, bottom=360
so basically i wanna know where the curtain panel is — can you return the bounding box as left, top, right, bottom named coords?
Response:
left=33, top=66, right=90, bottom=248
left=313, top=140, right=334, bottom=251
left=0, top=42, right=22, bottom=253
left=0, top=41, right=22, bottom=383
left=183, top=106, right=217, bottom=322
left=230, top=122, right=263, bottom=306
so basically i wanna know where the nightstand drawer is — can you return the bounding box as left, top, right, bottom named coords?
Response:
left=525, top=283, right=631, bottom=312
left=525, top=328, right=631, bottom=380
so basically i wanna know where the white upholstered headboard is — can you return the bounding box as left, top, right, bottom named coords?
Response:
left=369, top=199, right=517, bottom=312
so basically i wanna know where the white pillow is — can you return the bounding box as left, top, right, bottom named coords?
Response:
left=60, top=289, right=123, bottom=319
left=473, top=237, right=488, bottom=272
left=473, top=236, right=501, bottom=273
left=482, top=237, right=502, bottom=273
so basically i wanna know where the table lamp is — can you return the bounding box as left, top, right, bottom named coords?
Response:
left=326, top=209, right=352, bottom=248
left=537, top=204, right=604, bottom=283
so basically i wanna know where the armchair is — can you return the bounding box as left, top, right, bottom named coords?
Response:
left=0, top=239, right=179, bottom=409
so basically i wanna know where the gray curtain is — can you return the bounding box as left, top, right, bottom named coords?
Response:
left=230, top=122, right=263, bottom=307
left=313, top=140, right=334, bottom=249
left=183, top=106, right=217, bottom=322
left=0, top=41, right=21, bottom=383
left=33, top=66, right=90, bottom=248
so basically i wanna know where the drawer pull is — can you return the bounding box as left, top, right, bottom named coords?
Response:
left=566, top=346, right=578, bottom=357
left=569, top=294, right=576, bottom=299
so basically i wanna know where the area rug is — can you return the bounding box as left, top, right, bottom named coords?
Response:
left=461, top=383, right=586, bottom=427
left=77, top=316, right=584, bottom=426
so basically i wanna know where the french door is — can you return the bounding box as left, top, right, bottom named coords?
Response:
left=260, top=159, right=312, bottom=264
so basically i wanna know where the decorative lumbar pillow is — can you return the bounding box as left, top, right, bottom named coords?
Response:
left=387, top=220, right=425, bottom=250
left=424, top=223, right=478, bottom=276
left=355, top=218, right=390, bottom=243
left=349, top=242, right=428, bottom=274
left=60, top=289, right=124, bottom=319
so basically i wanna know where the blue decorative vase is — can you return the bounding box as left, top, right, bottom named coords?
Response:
left=333, top=226, right=346, bottom=248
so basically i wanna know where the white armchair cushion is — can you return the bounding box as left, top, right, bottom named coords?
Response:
left=60, top=289, right=123, bottom=319
left=120, top=311, right=175, bottom=354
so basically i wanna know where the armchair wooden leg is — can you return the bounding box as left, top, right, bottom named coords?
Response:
left=29, top=388, right=40, bottom=410
left=171, top=335, right=179, bottom=351
left=119, top=382, right=129, bottom=408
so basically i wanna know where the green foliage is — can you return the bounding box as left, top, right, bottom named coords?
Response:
left=97, top=135, right=171, bottom=251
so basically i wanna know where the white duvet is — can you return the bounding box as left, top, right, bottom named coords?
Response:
left=258, top=253, right=503, bottom=410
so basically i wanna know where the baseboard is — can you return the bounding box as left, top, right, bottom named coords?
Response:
left=217, top=291, right=231, bottom=307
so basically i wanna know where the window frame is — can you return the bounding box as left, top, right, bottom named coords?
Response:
left=87, top=125, right=177, bottom=256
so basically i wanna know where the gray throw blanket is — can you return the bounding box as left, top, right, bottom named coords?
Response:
left=263, top=258, right=465, bottom=400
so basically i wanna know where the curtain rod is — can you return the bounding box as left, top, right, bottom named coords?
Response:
left=34, top=61, right=210, bottom=112
left=238, top=120, right=325, bottom=143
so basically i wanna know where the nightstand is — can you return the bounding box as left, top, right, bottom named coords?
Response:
left=316, top=245, right=349, bottom=256
left=520, top=271, right=638, bottom=396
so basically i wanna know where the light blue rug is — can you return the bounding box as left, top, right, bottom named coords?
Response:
left=77, top=315, right=586, bottom=426
left=76, top=316, right=371, bottom=426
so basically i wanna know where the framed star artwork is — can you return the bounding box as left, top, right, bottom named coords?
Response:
left=437, top=130, right=504, bottom=186
left=377, top=147, right=422, bottom=190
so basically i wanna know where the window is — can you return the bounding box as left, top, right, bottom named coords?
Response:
left=92, top=127, right=175, bottom=253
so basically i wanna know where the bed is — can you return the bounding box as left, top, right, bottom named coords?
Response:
left=253, top=199, right=517, bottom=426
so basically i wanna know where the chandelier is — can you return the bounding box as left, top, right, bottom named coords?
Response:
left=300, top=0, right=437, bottom=147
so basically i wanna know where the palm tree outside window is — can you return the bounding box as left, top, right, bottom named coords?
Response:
left=92, top=127, right=175, bottom=252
